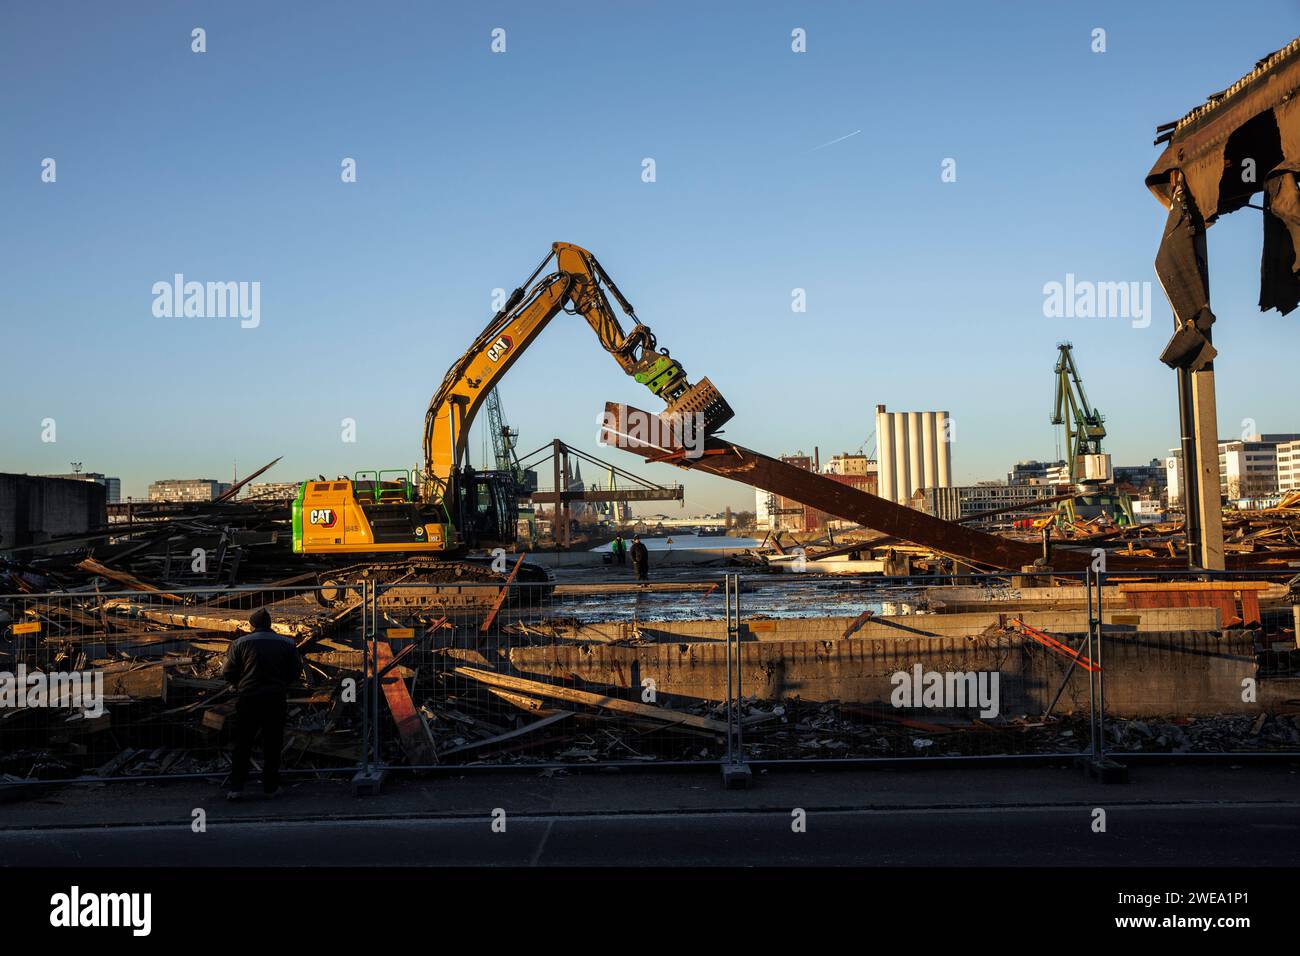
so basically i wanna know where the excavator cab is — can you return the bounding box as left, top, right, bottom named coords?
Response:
left=293, top=467, right=518, bottom=556
left=454, top=468, right=518, bottom=550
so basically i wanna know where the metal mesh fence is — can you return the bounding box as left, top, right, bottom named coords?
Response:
left=0, top=584, right=366, bottom=784
left=3, top=564, right=1297, bottom=786
left=373, top=577, right=734, bottom=767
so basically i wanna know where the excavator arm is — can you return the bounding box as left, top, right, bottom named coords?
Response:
left=421, top=241, right=731, bottom=500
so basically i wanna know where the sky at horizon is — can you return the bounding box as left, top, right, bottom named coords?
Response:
left=4, top=2, right=1299, bottom=511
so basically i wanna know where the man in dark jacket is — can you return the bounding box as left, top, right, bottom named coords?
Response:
left=630, top=535, right=649, bottom=582
left=221, top=608, right=303, bottom=799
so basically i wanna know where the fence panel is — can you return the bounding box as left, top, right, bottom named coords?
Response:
left=0, top=584, right=366, bottom=784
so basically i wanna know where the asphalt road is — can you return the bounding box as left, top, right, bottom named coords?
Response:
left=3, top=802, right=1297, bottom=866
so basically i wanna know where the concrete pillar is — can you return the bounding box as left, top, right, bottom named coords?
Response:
left=876, top=406, right=895, bottom=503
left=921, top=412, right=938, bottom=491
left=935, top=411, right=952, bottom=488
left=1190, top=370, right=1225, bottom=570
left=893, top=413, right=911, bottom=505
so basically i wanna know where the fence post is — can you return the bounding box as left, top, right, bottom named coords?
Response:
left=721, top=573, right=753, bottom=789
left=1078, top=565, right=1126, bottom=783
left=351, top=578, right=387, bottom=795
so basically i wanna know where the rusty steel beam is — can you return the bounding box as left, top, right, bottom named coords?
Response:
left=602, top=403, right=1177, bottom=572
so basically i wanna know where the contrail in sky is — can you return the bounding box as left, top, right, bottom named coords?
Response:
left=810, top=129, right=862, bottom=151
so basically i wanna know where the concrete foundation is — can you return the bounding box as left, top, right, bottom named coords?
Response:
left=508, top=630, right=1258, bottom=719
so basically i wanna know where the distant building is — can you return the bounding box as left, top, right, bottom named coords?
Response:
left=1166, top=433, right=1300, bottom=505
left=1276, top=439, right=1300, bottom=494
left=243, top=481, right=301, bottom=500
left=148, top=478, right=231, bottom=502
left=921, top=482, right=1060, bottom=527
left=1113, top=459, right=1167, bottom=495
left=1008, top=460, right=1065, bottom=485
left=40, top=472, right=121, bottom=504
left=824, top=453, right=871, bottom=476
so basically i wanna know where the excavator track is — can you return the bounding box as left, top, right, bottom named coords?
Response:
left=314, top=557, right=554, bottom=614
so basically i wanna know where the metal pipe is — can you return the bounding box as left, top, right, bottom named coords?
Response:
left=735, top=575, right=744, bottom=759
left=1085, top=569, right=1098, bottom=758
left=360, top=579, right=370, bottom=774
left=725, top=574, right=734, bottom=764
left=1095, top=567, right=1107, bottom=755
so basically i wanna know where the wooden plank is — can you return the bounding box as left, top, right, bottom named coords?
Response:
left=77, top=558, right=183, bottom=601
left=375, top=640, right=437, bottom=765
left=480, top=552, right=527, bottom=633
left=454, top=666, right=729, bottom=733
left=441, top=712, right=573, bottom=756
left=485, top=687, right=556, bottom=713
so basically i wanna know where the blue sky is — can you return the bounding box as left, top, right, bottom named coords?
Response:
left=3, top=2, right=1299, bottom=511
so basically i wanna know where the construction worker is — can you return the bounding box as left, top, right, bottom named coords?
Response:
left=630, top=534, right=649, bottom=582
left=222, top=607, right=303, bottom=800
left=612, top=533, right=627, bottom=567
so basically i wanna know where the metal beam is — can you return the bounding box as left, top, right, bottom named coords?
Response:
left=526, top=487, right=683, bottom=504
left=603, top=403, right=1176, bottom=572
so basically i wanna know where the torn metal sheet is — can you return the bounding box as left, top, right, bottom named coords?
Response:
left=1147, top=36, right=1300, bottom=328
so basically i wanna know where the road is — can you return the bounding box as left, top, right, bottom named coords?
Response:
left=3, top=802, right=1297, bottom=866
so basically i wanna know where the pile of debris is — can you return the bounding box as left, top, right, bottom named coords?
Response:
left=1107, top=714, right=1300, bottom=753
left=1, top=586, right=367, bottom=784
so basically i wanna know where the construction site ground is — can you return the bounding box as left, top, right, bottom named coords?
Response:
left=2, top=763, right=1298, bottom=866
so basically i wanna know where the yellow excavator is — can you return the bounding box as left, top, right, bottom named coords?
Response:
left=291, top=242, right=731, bottom=601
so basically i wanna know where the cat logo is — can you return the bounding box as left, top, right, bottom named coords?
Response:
left=486, top=334, right=514, bottom=363
left=309, top=508, right=338, bottom=529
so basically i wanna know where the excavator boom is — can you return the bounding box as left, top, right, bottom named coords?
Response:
left=420, top=241, right=731, bottom=502
left=295, top=242, right=731, bottom=559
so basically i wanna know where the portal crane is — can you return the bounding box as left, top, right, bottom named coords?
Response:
left=1050, top=343, right=1133, bottom=526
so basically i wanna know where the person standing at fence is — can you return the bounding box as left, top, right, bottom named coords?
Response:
left=612, top=533, right=627, bottom=567
left=221, top=608, right=302, bottom=800
left=630, top=534, right=649, bottom=582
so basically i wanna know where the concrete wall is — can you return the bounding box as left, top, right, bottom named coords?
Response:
left=546, top=606, right=1220, bottom=645
left=0, top=474, right=107, bottom=554
left=508, top=630, right=1258, bottom=719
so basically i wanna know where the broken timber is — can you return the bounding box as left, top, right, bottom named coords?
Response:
left=375, top=640, right=437, bottom=765
left=453, top=666, right=730, bottom=733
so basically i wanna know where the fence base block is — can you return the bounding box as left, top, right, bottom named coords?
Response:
left=1075, top=754, right=1129, bottom=784
left=721, top=761, right=754, bottom=790
left=351, top=766, right=388, bottom=797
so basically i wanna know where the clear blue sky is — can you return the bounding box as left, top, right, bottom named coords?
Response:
left=4, top=2, right=1299, bottom=511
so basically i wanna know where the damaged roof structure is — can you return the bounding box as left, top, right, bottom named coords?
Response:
left=1146, top=36, right=1300, bottom=570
